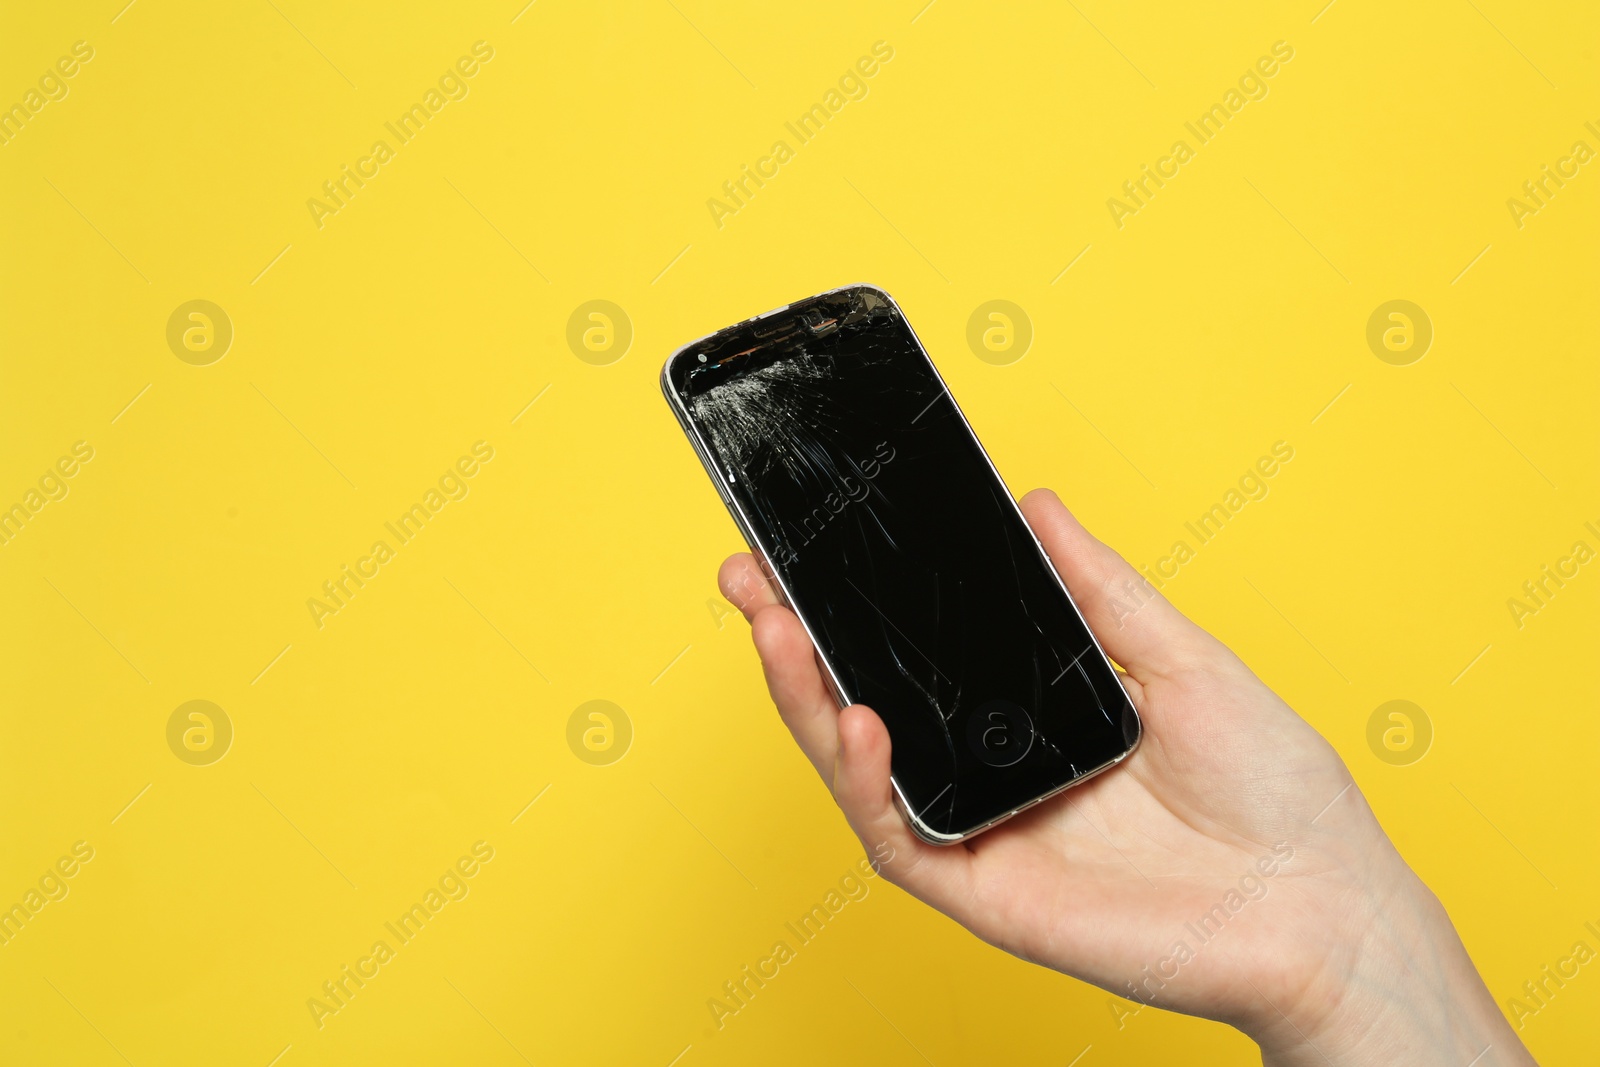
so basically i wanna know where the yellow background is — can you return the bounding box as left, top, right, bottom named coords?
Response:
left=2, top=0, right=1596, bottom=1063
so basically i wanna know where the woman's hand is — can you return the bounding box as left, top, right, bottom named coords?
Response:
left=718, top=488, right=1534, bottom=1066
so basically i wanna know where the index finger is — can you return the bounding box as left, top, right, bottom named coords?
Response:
left=718, top=552, right=781, bottom=621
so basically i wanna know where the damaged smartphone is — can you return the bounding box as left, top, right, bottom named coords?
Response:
left=661, top=284, right=1140, bottom=844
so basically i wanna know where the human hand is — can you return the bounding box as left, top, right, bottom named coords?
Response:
left=718, top=488, right=1534, bottom=1066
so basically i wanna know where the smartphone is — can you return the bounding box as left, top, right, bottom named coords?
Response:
left=661, top=284, right=1140, bottom=844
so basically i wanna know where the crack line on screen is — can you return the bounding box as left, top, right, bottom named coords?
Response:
left=680, top=291, right=1131, bottom=834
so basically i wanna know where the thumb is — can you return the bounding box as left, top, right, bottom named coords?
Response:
left=831, top=704, right=975, bottom=910
left=1020, top=488, right=1213, bottom=682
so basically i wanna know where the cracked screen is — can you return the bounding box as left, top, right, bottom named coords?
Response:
left=668, top=286, right=1139, bottom=840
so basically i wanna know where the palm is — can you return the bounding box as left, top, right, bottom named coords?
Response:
left=719, top=489, right=1382, bottom=1029
left=954, top=662, right=1359, bottom=1020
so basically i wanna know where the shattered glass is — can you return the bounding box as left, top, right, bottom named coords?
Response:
left=668, top=286, right=1139, bottom=841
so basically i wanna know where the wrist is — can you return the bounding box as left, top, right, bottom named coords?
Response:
left=1249, top=855, right=1534, bottom=1066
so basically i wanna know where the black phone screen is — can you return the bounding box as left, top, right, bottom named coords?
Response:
left=668, top=286, right=1139, bottom=840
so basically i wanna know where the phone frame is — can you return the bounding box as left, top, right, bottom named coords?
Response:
left=660, top=283, right=1140, bottom=845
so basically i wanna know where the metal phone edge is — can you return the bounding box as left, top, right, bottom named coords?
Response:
left=660, top=283, right=1142, bottom=847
